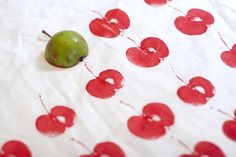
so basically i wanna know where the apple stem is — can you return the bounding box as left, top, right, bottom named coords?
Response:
left=90, top=9, right=105, bottom=19
left=39, top=94, right=50, bottom=114
left=171, top=68, right=188, bottom=85
left=71, top=137, right=93, bottom=154
left=217, top=109, right=234, bottom=119
left=42, top=30, right=52, bottom=38
left=177, top=140, right=194, bottom=154
left=83, top=61, right=97, bottom=78
left=120, top=100, right=142, bottom=115
left=168, top=5, right=185, bottom=15
left=218, top=32, right=231, bottom=51
left=122, top=34, right=140, bottom=48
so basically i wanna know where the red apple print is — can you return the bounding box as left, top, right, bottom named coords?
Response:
left=89, top=8, right=130, bottom=38
left=86, top=69, right=124, bottom=99
left=127, top=102, right=174, bottom=139
left=71, top=138, right=125, bottom=157
left=0, top=140, right=32, bottom=157
left=222, top=109, right=236, bottom=141
left=218, top=33, right=236, bottom=68
left=35, top=95, right=76, bottom=136
left=177, top=77, right=215, bottom=105
left=144, top=0, right=169, bottom=6
left=180, top=141, right=225, bottom=157
left=126, top=37, right=169, bottom=67
left=175, top=8, right=214, bottom=35
left=221, top=44, right=236, bottom=68
left=80, top=142, right=125, bottom=157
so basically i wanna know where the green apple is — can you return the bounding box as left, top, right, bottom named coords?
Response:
left=43, top=30, right=89, bottom=68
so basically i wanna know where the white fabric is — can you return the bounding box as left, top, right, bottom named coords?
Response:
left=0, top=0, right=236, bottom=156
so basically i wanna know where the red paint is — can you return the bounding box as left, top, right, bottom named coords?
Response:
left=180, top=141, right=225, bottom=157
left=0, top=140, right=31, bottom=157
left=127, top=103, right=174, bottom=139
left=219, top=33, right=236, bottom=68
left=177, top=77, right=215, bottom=105
left=144, top=0, right=169, bottom=6
left=80, top=142, right=125, bottom=157
left=126, top=37, right=169, bottom=67
left=222, top=109, right=236, bottom=141
left=175, top=8, right=214, bottom=35
left=89, top=8, right=130, bottom=38
left=86, top=69, right=124, bottom=99
left=36, top=96, right=76, bottom=136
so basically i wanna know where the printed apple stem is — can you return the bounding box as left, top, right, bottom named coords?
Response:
left=121, top=34, right=140, bottom=48
left=89, top=8, right=105, bottom=19
left=38, top=94, right=50, bottom=114
left=120, top=100, right=142, bottom=115
left=71, top=137, right=93, bottom=154
left=177, top=140, right=194, bottom=154
left=83, top=61, right=97, bottom=78
left=42, top=30, right=52, bottom=38
left=168, top=5, right=185, bottom=15
left=218, top=32, right=231, bottom=51
left=171, top=68, right=188, bottom=85
left=217, top=109, right=234, bottom=119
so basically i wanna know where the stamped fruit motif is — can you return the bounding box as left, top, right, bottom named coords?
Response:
left=124, top=102, right=174, bottom=139
left=144, top=0, right=170, bottom=6
left=43, top=30, right=88, bottom=68
left=177, top=76, right=215, bottom=105
left=85, top=67, right=124, bottom=99
left=174, top=8, right=214, bottom=35
left=71, top=138, right=125, bottom=157
left=221, top=109, right=236, bottom=141
left=89, top=9, right=130, bottom=38
left=218, top=33, right=236, bottom=68
left=35, top=95, right=76, bottom=136
left=0, top=140, right=32, bottom=157
left=179, top=141, right=225, bottom=157
left=126, top=37, right=169, bottom=67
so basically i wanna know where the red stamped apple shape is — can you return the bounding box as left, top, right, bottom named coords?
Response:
left=80, top=142, right=125, bottom=157
left=89, top=8, right=130, bottom=38
left=144, top=0, right=169, bottom=6
left=177, top=77, right=215, bottom=105
left=0, top=140, right=32, bottom=157
left=175, top=8, right=214, bottom=35
left=86, top=69, right=124, bottom=99
left=126, top=37, right=169, bottom=67
left=127, top=102, right=174, bottom=139
left=221, top=44, right=236, bottom=68
left=222, top=109, right=236, bottom=141
left=218, top=34, right=236, bottom=68
left=36, top=95, right=76, bottom=136
left=180, top=141, right=225, bottom=157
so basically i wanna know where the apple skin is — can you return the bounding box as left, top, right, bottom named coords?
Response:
left=174, top=8, right=214, bottom=35
left=0, top=140, right=32, bottom=157
left=45, top=30, right=88, bottom=68
left=221, top=44, right=236, bottom=68
left=180, top=141, right=225, bottom=157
